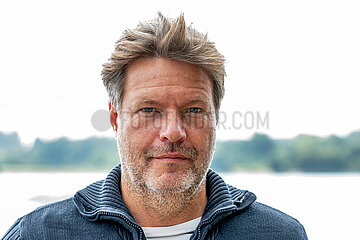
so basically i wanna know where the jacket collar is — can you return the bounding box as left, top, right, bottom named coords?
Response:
left=74, top=164, right=256, bottom=227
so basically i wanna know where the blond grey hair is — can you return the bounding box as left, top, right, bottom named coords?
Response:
left=102, top=12, right=225, bottom=121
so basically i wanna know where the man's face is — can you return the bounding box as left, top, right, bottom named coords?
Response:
left=114, top=57, right=216, bottom=194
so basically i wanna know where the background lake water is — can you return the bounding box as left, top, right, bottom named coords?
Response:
left=1, top=171, right=359, bottom=239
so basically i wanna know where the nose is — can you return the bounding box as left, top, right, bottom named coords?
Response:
left=159, top=112, right=186, bottom=143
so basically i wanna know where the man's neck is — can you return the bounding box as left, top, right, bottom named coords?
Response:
left=121, top=174, right=207, bottom=227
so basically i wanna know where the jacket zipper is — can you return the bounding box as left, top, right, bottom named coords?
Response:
left=100, top=211, right=144, bottom=240
left=194, top=206, right=236, bottom=240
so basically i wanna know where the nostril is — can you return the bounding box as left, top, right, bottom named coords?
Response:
left=159, top=116, right=186, bottom=143
left=159, top=128, right=186, bottom=143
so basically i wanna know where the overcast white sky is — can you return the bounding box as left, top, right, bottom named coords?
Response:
left=1, top=0, right=359, bottom=145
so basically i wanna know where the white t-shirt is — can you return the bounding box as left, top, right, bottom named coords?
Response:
left=142, top=217, right=201, bottom=240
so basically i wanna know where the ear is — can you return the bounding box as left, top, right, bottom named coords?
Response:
left=109, top=102, right=118, bottom=131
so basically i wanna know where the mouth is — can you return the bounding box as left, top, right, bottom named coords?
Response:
left=152, top=152, right=189, bottom=161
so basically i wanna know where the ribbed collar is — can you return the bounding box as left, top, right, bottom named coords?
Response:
left=73, top=164, right=256, bottom=232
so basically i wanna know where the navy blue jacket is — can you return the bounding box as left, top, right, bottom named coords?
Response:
left=2, top=165, right=308, bottom=239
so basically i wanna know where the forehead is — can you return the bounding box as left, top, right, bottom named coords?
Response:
left=123, top=58, right=213, bottom=105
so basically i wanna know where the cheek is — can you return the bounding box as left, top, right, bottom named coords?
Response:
left=119, top=117, right=160, bottom=149
left=187, top=124, right=215, bottom=151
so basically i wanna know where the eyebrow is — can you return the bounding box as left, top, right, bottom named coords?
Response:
left=130, top=98, right=164, bottom=108
left=130, top=96, right=211, bottom=109
left=183, top=97, right=210, bottom=107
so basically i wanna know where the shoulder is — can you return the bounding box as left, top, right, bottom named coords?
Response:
left=2, top=197, right=118, bottom=240
left=2, top=198, right=78, bottom=239
left=246, top=201, right=305, bottom=227
left=217, top=201, right=308, bottom=239
left=25, top=197, right=78, bottom=219
left=19, top=197, right=85, bottom=229
left=2, top=218, right=21, bottom=240
left=2, top=198, right=75, bottom=239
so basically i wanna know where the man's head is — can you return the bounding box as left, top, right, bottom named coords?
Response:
left=102, top=12, right=225, bottom=121
left=103, top=13, right=225, bottom=206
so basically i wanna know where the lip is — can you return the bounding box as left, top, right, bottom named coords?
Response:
left=152, top=152, right=188, bottom=160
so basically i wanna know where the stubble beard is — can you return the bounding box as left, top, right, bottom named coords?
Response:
left=116, top=133, right=215, bottom=217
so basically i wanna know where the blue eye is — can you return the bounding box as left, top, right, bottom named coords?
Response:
left=189, top=108, right=201, bottom=113
left=141, top=108, right=155, bottom=113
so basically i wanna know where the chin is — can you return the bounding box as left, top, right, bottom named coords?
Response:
left=144, top=170, right=202, bottom=194
left=147, top=172, right=192, bottom=191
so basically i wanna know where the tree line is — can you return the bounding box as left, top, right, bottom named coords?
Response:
left=1, top=130, right=360, bottom=172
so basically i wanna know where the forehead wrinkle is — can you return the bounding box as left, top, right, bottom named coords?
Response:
left=127, top=76, right=211, bottom=90
left=125, top=81, right=212, bottom=102
left=127, top=94, right=212, bottom=109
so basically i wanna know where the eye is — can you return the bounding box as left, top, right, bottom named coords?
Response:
left=141, top=108, right=155, bottom=113
left=188, top=107, right=202, bottom=113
